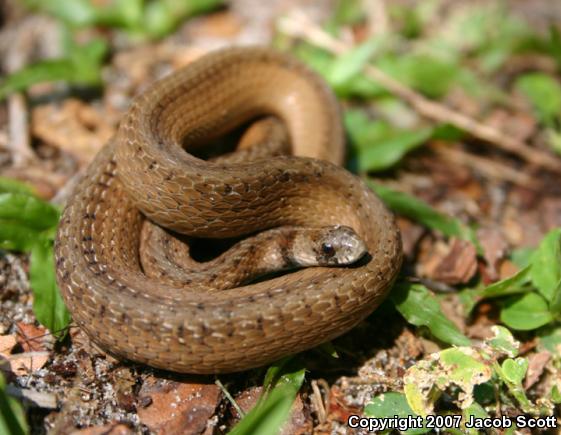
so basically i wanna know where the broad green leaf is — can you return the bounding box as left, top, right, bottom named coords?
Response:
left=0, top=194, right=59, bottom=230
left=368, top=182, right=478, bottom=246
left=327, top=36, right=384, bottom=90
left=0, top=177, right=36, bottom=195
left=395, top=54, right=460, bottom=99
left=365, top=392, right=428, bottom=434
left=501, top=293, right=554, bottom=331
left=23, top=0, right=97, bottom=26
left=229, top=364, right=306, bottom=435
left=501, top=358, right=528, bottom=385
left=30, top=239, right=71, bottom=337
left=0, top=222, right=42, bottom=252
left=0, top=60, right=83, bottom=100
left=510, top=247, right=535, bottom=269
left=432, top=123, right=466, bottom=141
left=292, top=43, right=387, bottom=99
left=0, top=374, right=28, bottom=435
left=551, top=385, right=561, bottom=404
left=480, top=265, right=531, bottom=299
left=329, top=0, right=364, bottom=27
left=142, top=0, right=224, bottom=38
left=143, top=1, right=176, bottom=38
left=0, top=39, right=107, bottom=101
left=530, top=228, right=561, bottom=302
left=345, top=110, right=432, bottom=172
left=537, top=325, right=561, bottom=353
left=516, top=73, right=561, bottom=126
left=549, top=281, right=561, bottom=316
left=390, top=282, right=471, bottom=346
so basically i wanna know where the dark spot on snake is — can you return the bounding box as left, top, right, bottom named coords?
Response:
left=333, top=294, right=340, bottom=304
left=280, top=171, right=290, bottom=182
left=201, top=324, right=209, bottom=335
left=96, top=182, right=109, bottom=188
left=227, top=330, right=234, bottom=337
left=256, top=315, right=264, bottom=329
left=314, top=169, right=322, bottom=178
left=210, top=273, right=218, bottom=280
left=121, top=312, right=131, bottom=324
left=62, top=271, right=70, bottom=281
left=99, top=305, right=105, bottom=317
left=196, top=302, right=204, bottom=311
left=224, top=184, right=232, bottom=194
left=148, top=161, right=157, bottom=170
left=244, top=182, right=250, bottom=192
left=82, top=236, right=93, bottom=242
left=232, top=257, right=241, bottom=267
left=247, top=295, right=255, bottom=303
left=177, top=324, right=184, bottom=336
left=183, top=278, right=192, bottom=285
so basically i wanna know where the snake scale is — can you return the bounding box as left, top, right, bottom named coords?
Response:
left=54, top=47, right=403, bottom=374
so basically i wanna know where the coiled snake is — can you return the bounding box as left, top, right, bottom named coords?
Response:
left=54, top=47, right=403, bottom=374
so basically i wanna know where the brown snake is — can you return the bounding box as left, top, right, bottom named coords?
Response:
left=55, top=47, right=403, bottom=374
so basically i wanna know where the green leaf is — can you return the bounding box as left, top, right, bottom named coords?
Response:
left=0, top=177, right=36, bottom=195
left=365, top=392, right=427, bottom=434
left=510, top=247, right=535, bottom=269
left=390, top=282, right=471, bottom=346
left=394, top=54, right=460, bottom=99
left=0, top=39, right=107, bottom=100
left=345, top=110, right=432, bottom=172
left=463, top=402, right=489, bottom=435
left=327, top=37, right=384, bottom=90
left=368, top=182, right=478, bottom=246
left=501, top=358, right=528, bottom=385
left=29, top=239, right=71, bottom=337
left=501, top=293, right=554, bottom=331
left=260, top=357, right=293, bottom=398
left=551, top=385, right=561, bottom=404
left=0, top=373, right=28, bottom=435
left=487, top=326, right=520, bottom=358
left=23, top=0, right=97, bottom=26
left=329, top=0, right=364, bottom=27
left=0, top=222, right=43, bottom=252
left=480, top=265, right=531, bottom=299
left=229, top=364, right=306, bottom=435
left=530, top=228, right=561, bottom=302
left=0, top=194, right=59, bottom=231
left=516, top=73, right=561, bottom=126
left=537, top=324, right=561, bottom=353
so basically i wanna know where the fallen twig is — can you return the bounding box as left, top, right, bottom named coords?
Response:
left=431, top=142, right=540, bottom=189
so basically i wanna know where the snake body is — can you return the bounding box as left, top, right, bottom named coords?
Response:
left=55, top=47, right=403, bottom=374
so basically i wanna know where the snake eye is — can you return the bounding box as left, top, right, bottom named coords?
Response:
left=321, top=243, right=335, bottom=258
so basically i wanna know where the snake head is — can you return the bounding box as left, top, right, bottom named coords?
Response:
left=292, top=225, right=367, bottom=267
